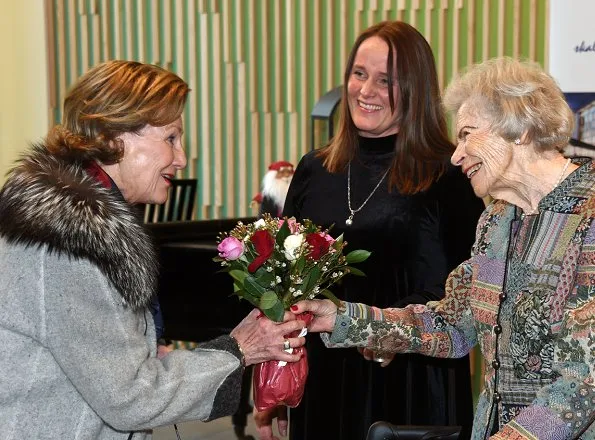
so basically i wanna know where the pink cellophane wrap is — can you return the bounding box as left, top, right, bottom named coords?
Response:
left=252, top=312, right=313, bottom=411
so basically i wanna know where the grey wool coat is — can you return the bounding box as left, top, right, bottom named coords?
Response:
left=0, top=145, right=244, bottom=439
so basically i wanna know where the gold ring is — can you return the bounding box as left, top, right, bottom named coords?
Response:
left=283, top=339, right=291, bottom=350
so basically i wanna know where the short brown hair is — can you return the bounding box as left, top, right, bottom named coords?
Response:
left=46, top=60, right=190, bottom=163
left=319, top=20, right=454, bottom=194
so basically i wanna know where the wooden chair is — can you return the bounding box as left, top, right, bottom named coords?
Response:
left=142, top=178, right=197, bottom=223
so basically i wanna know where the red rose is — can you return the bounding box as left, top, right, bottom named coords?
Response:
left=305, top=233, right=331, bottom=260
left=248, top=230, right=275, bottom=272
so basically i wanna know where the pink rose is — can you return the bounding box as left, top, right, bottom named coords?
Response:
left=278, top=217, right=300, bottom=233
left=218, top=236, right=245, bottom=260
left=320, top=232, right=335, bottom=245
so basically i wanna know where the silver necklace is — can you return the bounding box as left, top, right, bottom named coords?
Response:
left=345, top=161, right=390, bottom=226
left=555, top=158, right=572, bottom=187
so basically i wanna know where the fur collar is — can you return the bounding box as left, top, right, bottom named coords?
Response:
left=0, top=144, right=157, bottom=310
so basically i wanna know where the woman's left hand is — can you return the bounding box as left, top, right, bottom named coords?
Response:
left=357, top=347, right=394, bottom=367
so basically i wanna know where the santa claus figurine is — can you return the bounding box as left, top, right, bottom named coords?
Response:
left=252, top=160, right=294, bottom=217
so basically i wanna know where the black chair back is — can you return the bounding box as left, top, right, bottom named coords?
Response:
left=366, top=423, right=461, bottom=440
left=143, top=178, right=197, bottom=223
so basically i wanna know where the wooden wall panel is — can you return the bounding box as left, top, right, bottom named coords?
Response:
left=45, top=0, right=548, bottom=220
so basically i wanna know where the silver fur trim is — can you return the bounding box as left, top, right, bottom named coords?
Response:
left=0, top=144, right=157, bottom=310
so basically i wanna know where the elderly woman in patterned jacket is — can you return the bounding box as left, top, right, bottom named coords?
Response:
left=290, top=57, right=594, bottom=440
left=0, top=60, right=306, bottom=440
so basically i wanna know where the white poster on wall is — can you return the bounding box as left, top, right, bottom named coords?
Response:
left=549, top=0, right=595, bottom=92
left=549, top=0, right=595, bottom=151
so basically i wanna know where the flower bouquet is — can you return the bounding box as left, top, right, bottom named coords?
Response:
left=214, top=213, right=370, bottom=410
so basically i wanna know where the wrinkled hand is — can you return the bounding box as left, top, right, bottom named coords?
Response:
left=290, top=299, right=338, bottom=333
left=254, top=405, right=288, bottom=440
left=230, top=309, right=306, bottom=366
left=357, top=347, right=395, bottom=367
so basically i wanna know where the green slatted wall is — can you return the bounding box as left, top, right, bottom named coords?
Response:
left=45, top=0, right=548, bottom=220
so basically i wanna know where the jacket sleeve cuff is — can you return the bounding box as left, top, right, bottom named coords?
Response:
left=198, top=335, right=245, bottom=421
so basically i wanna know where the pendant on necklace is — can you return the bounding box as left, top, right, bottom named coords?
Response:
left=345, top=214, right=354, bottom=226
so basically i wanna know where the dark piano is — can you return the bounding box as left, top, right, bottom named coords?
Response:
left=146, top=217, right=257, bottom=440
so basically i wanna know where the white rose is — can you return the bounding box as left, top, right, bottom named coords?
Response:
left=253, top=218, right=266, bottom=229
left=283, top=234, right=305, bottom=261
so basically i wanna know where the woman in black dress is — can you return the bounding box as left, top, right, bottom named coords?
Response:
left=255, top=21, right=484, bottom=440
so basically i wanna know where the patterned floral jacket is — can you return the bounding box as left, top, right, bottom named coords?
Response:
left=325, top=159, right=595, bottom=440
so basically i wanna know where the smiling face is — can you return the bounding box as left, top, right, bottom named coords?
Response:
left=451, top=102, right=514, bottom=198
left=347, top=36, right=400, bottom=138
left=102, top=118, right=187, bottom=204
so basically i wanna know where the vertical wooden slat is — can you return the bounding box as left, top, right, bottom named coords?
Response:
left=437, top=0, right=448, bottom=89
left=497, top=0, right=505, bottom=56
left=482, top=0, right=490, bottom=60
left=45, top=0, right=57, bottom=125
left=57, top=0, right=67, bottom=113
left=68, top=0, right=78, bottom=79
left=529, top=0, right=537, bottom=60
left=325, top=0, right=333, bottom=93
left=187, top=0, right=198, bottom=177
left=238, top=64, right=248, bottom=215
left=101, top=0, right=110, bottom=60
left=276, top=113, right=285, bottom=162
left=285, top=0, right=295, bottom=112
left=397, top=0, right=406, bottom=22
left=80, top=6, right=89, bottom=72
left=512, top=0, right=521, bottom=58
left=137, top=0, right=145, bottom=61
left=248, top=0, right=256, bottom=111
left=124, top=0, right=133, bottom=59
left=467, top=0, right=476, bottom=64
left=289, top=112, right=299, bottom=166
left=411, top=0, right=420, bottom=28
left=452, top=0, right=462, bottom=77
left=199, top=13, right=211, bottom=207
left=312, top=1, right=321, bottom=105
left=212, top=16, right=223, bottom=208
left=260, top=2, right=270, bottom=112
left=92, top=12, right=100, bottom=63
left=150, top=0, right=159, bottom=63
left=263, top=113, right=272, bottom=175
left=425, top=0, right=434, bottom=44
left=274, top=0, right=282, bottom=112
left=163, top=0, right=172, bottom=65
left=251, top=112, right=261, bottom=198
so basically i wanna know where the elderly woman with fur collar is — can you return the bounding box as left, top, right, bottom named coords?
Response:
left=0, top=60, right=305, bottom=440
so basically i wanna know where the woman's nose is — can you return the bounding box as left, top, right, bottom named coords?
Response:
left=451, top=142, right=465, bottom=166
left=360, top=78, right=375, bottom=97
left=174, top=146, right=187, bottom=170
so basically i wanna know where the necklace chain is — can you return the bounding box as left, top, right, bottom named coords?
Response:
left=345, top=162, right=390, bottom=226
left=555, top=158, right=572, bottom=187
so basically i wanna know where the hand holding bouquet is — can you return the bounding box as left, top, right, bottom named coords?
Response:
left=214, top=214, right=370, bottom=410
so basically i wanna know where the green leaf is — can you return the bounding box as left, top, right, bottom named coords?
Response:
left=253, top=268, right=276, bottom=288
left=302, top=265, right=321, bottom=292
left=259, top=290, right=280, bottom=309
left=345, top=249, right=371, bottom=264
left=320, top=289, right=341, bottom=306
left=259, top=291, right=285, bottom=322
left=233, top=289, right=260, bottom=307
left=276, top=219, right=291, bottom=247
left=229, top=269, right=249, bottom=283
left=345, top=266, right=366, bottom=276
left=244, top=276, right=267, bottom=298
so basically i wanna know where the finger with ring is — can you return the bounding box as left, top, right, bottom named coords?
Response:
left=283, top=339, right=291, bottom=350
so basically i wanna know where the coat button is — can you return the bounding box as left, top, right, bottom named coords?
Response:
left=493, top=325, right=502, bottom=334
left=492, top=359, right=500, bottom=370
left=493, top=392, right=502, bottom=403
left=499, top=292, right=507, bottom=301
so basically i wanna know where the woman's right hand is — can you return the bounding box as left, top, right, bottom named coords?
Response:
left=290, top=299, right=338, bottom=333
left=230, top=309, right=306, bottom=366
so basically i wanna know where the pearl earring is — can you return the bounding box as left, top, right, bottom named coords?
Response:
left=514, top=138, right=521, bottom=145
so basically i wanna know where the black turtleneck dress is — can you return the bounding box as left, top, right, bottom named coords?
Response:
left=282, top=135, right=485, bottom=440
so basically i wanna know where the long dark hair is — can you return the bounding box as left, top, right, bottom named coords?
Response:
left=318, top=20, right=454, bottom=194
